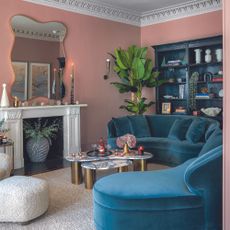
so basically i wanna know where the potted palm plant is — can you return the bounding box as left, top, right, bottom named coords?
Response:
left=23, top=118, right=60, bottom=162
left=109, top=45, right=162, bottom=114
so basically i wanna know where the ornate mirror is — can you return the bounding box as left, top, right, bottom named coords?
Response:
left=10, top=15, right=67, bottom=101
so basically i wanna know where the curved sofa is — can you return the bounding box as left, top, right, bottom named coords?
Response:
left=94, top=126, right=222, bottom=230
left=107, top=115, right=219, bottom=166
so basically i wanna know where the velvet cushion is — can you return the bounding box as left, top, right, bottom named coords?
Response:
left=205, top=123, right=218, bottom=141
left=199, top=128, right=222, bottom=156
left=168, top=119, right=192, bottom=140
left=185, top=119, right=207, bottom=143
left=128, top=115, right=151, bottom=138
left=112, top=117, right=131, bottom=137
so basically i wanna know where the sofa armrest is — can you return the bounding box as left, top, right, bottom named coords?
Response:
left=107, top=120, right=116, bottom=138
left=184, top=145, right=222, bottom=229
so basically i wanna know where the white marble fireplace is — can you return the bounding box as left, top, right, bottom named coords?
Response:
left=0, top=104, right=87, bottom=169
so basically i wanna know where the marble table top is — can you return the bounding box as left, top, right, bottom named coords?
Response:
left=65, top=150, right=153, bottom=162
left=81, top=159, right=132, bottom=170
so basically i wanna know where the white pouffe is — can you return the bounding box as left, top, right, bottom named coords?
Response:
left=0, top=176, right=49, bottom=223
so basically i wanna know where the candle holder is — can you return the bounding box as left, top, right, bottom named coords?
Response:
left=70, top=74, right=74, bottom=104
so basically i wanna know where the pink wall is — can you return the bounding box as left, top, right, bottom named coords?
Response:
left=140, top=11, right=222, bottom=113
left=0, top=0, right=140, bottom=148
left=223, top=0, right=230, bottom=228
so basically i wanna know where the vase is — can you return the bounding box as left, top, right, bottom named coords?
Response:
left=194, top=49, right=202, bottom=64
left=123, top=143, right=129, bottom=154
left=26, top=137, right=50, bottom=162
left=0, top=83, right=10, bottom=108
left=215, top=49, right=222, bottom=62
left=205, top=49, right=212, bottom=63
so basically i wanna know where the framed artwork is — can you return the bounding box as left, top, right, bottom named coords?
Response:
left=11, top=61, right=28, bottom=101
left=29, top=63, right=50, bottom=98
left=162, top=102, right=171, bottom=114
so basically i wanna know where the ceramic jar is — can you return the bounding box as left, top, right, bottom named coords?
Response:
left=205, top=49, right=212, bottom=63
left=194, top=49, right=202, bottom=64
left=215, top=49, right=222, bottom=62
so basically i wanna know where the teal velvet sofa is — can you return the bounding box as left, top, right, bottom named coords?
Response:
left=94, top=127, right=222, bottom=230
left=107, top=115, right=219, bottom=166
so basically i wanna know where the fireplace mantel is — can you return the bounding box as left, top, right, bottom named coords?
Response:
left=0, top=104, right=87, bottom=169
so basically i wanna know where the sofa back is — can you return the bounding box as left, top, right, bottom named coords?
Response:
left=108, top=115, right=219, bottom=139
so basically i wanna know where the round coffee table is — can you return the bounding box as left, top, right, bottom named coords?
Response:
left=110, top=150, right=153, bottom=171
left=81, top=159, right=132, bottom=189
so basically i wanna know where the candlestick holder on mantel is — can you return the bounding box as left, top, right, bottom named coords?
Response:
left=70, top=63, right=75, bottom=104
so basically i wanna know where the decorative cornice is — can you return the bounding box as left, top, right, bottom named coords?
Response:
left=141, top=0, right=222, bottom=26
left=12, top=27, right=61, bottom=42
left=24, top=0, right=222, bottom=27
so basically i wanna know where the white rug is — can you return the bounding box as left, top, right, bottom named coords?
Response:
left=0, top=163, right=168, bottom=230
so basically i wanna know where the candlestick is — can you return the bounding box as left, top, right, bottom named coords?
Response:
left=70, top=63, right=75, bottom=104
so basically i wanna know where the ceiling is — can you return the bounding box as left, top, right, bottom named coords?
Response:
left=25, top=0, right=222, bottom=26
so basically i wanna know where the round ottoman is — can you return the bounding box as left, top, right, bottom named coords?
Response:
left=0, top=176, right=49, bottom=223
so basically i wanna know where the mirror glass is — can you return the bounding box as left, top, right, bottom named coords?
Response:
left=10, top=15, right=67, bottom=101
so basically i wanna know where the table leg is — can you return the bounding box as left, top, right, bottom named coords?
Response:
left=84, top=168, right=95, bottom=190
left=71, top=162, right=83, bottom=185
left=118, top=166, right=128, bottom=173
left=133, top=159, right=147, bottom=171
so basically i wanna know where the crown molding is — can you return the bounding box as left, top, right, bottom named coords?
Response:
left=24, top=0, right=222, bottom=27
left=12, top=27, right=61, bottom=42
left=141, top=0, right=222, bottom=26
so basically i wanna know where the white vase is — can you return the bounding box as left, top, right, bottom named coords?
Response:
left=215, top=49, right=222, bottom=62
left=205, top=49, right=212, bottom=63
left=0, top=83, right=10, bottom=107
left=194, top=49, right=202, bottom=64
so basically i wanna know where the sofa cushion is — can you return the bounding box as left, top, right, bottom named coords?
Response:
left=94, top=160, right=202, bottom=211
left=112, top=117, right=131, bottom=137
left=136, top=137, right=203, bottom=165
left=205, top=123, right=218, bottom=141
left=186, top=119, right=207, bottom=143
left=168, top=119, right=192, bottom=141
left=199, top=128, right=222, bottom=156
left=128, top=115, right=151, bottom=138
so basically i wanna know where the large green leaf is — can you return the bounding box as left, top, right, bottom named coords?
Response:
left=110, top=82, right=131, bottom=93
left=114, top=49, right=127, bottom=70
left=119, top=50, right=130, bottom=68
left=143, top=59, right=153, bottom=81
left=132, top=58, right=145, bottom=80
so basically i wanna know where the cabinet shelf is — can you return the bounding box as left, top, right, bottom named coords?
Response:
left=159, top=64, right=187, bottom=70
left=153, top=35, right=223, bottom=116
left=190, top=62, right=222, bottom=67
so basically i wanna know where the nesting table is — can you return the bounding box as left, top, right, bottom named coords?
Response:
left=65, top=150, right=153, bottom=189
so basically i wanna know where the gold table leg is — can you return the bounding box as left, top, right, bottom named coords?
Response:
left=133, top=159, right=147, bottom=171
left=118, top=166, right=129, bottom=173
left=84, top=168, right=95, bottom=190
left=71, top=162, right=83, bottom=185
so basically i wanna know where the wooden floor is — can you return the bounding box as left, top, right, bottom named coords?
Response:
left=14, top=157, right=70, bottom=176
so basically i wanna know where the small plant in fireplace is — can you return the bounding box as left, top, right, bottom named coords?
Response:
left=23, top=118, right=60, bottom=163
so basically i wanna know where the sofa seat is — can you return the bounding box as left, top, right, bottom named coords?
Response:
left=94, top=158, right=207, bottom=230
left=108, top=137, right=203, bottom=166
left=94, top=159, right=202, bottom=211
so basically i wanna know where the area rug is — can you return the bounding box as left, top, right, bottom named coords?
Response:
left=0, top=163, right=168, bottom=230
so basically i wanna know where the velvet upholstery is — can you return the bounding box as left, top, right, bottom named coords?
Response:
left=127, top=115, right=151, bottom=137
left=112, top=117, right=131, bottom=137
left=107, top=115, right=219, bottom=166
left=185, top=118, right=207, bottom=143
left=168, top=118, right=192, bottom=140
left=94, top=140, right=222, bottom=230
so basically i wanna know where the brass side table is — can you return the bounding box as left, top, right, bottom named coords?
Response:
left=0, top=139, right=14, bottom=174
left=81, top=159, right=132, bottom=189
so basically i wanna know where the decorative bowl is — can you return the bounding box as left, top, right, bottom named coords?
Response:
left=201, top=107, right=222, bottom=117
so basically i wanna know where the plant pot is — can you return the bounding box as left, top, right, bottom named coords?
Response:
left=26, top=137, right=50, bottom=162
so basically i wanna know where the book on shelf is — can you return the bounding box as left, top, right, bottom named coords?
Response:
left=212, top=77, right=223, bottom=82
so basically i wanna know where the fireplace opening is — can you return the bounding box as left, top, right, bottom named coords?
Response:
left=23, top=116, right=69, bottom=175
